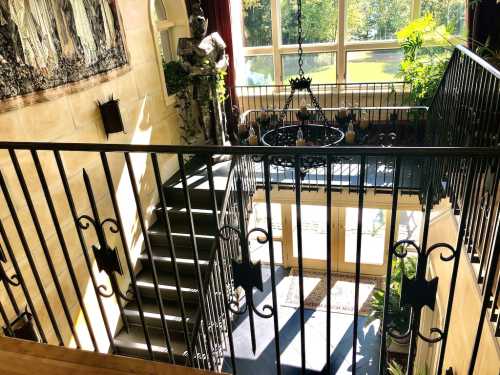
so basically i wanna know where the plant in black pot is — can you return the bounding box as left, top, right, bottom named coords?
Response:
left=366, top=251, right=417, bottom=346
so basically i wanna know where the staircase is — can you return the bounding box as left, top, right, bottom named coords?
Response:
left=113, top=158, right=232, bottom=364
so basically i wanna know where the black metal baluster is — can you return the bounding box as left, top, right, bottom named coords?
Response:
left=0, top=163, right=63, bottom=345
left=326, top=154, right=332, bottom=375
left=151, top=153, right=193, bottom=365
left=407, top=179, right=435, bottom=375
left=294, top=155, right=306, bottom=374
left=31, top=150, right=98, bottom=351
left=0, top=216, right=44, bottom=341
left=206, top=155, right=236, bottom=372
left=0, top=296, right=12, bottom=336
left=352, top=155, right=366, bottom=375
left=124, top=152, right=174, bottom=362
left=264, top=156, right=282, bottom=375
left=177, top=153, right=215, bottom=370
left=10, top=149, right=81, bottom=347
left=100, top=152, right=154, bottom=359
left=53, top=150, right=115, bottom=352
left=436, top=158, right=477, bottom=374
left=379, top=156, right=402, bottom=373
left=0, top=241, right=20, bottom=317
left=468, top=203, right=500, bottom=373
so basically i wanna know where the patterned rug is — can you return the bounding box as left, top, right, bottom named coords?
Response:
left=282, top=269, right=383, bottom=316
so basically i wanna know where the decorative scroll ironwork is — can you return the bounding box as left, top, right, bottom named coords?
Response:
left=387, top=239, right=457, bottom=343
left=217, top=178, right=273, bottom=354
left=0, top=242, right=19, bottom=287
left=78, top=169, right=132, bottom=302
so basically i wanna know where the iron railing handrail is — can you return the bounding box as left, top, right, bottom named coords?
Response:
left=233, top=81, right=409, bottom=92
left=188, top=156, right=239, bottom=360
left=456, top=44, right=500, bottom=80
left=0, top=142, right=498, bottom=157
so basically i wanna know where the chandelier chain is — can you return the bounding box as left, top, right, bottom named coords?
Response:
left=297, top=0, right=304, bottom=77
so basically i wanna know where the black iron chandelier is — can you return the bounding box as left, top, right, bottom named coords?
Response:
left=260, top=0, right=344, bottom=158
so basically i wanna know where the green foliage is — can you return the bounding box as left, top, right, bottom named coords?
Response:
left=242, top=0, right=272, bottom=47
left=347, top=0, right=411, bottom=41
left=397, top=15, right=453, bottom=105
left=366, top=253, right=417, bottom=335
left=281, top=0, right=338, bottom=45
left=420, top=0, right=465, bottom=36
left=164, top=61, right=190, bottom=96
left=388, top=360, right=429, bottom=375
left=216, top=69, right=228, bottom=103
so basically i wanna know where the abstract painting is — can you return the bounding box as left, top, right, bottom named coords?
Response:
left=0, top=0, right=128, bottom=111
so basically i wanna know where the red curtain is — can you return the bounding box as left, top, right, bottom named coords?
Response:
left=467, top=0, right=500, bottom=51
left=186, top=0, right=237, bottom=94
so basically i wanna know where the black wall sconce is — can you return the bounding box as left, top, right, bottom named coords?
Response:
left=97, top=95, right=125, bottom=139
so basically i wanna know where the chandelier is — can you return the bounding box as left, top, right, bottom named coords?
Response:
left=247, top=0, right=344, bottom=168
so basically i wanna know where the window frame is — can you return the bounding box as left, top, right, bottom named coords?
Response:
left=149, top=0, right=181, bottom=106
left=237, top=0, right=464, bottom=86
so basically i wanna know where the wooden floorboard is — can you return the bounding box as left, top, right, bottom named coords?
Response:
left=0, top=336, right=223, bottom=375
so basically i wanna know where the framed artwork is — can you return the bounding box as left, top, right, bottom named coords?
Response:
left=0, top=0, right=129, bottom=112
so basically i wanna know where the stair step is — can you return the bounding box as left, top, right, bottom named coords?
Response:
left=136, top=270, right=200, bottom=302
left=138, top=246, right=210, bottom=275
left=163, top=187, right=225, bottom=210
left=153, top=208, right=217, bottom=236
left=148, top=221, right=215, bottom=249
left=123, top=298, right=198, bottom=332
left=114, top=324, right=187, bottom=363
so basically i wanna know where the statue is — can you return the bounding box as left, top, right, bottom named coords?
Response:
left=176, top=0, right=228, bottom=145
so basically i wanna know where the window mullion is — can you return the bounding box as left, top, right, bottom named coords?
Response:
left=337, top=0, right=346, bottom=83
left=411, top=0, right=421, bottom=20
left=271, top=0, right=282, bottom=86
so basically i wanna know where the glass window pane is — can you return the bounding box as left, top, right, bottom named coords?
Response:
left=292, top=205, right=328, bottom=261
left=420, top=0, right=466, bottom=36
left=282, top=52, right=337, bottom=84
left=345, top=208, right=386, bottom=265
left=242, top=0, right=272, bottom=47
left=346, top=49, right=403, bottom=83
left=243, top=55, right=275, bottom=85
left=346, top=0, right=411, bottom=41
left=159, top=31, right=173, bottom=63
left=281, top=0, right=339, bottom=45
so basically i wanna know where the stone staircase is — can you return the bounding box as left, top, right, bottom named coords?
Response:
left=113, top=158, right=231, bottom=364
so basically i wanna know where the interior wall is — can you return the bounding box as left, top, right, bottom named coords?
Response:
left=0, top=0, right=189, bottom=352
left=417, top=209, right=500, bottom=374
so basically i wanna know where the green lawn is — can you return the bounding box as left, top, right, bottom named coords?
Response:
left=282, top=50, right=403, bottom=84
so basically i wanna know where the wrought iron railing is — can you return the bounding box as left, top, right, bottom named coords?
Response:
left=0, top=142, right=497, bottom=375
left=427, top=45, right=500, bottom=373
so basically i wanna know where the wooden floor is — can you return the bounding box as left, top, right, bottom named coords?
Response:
left=0, top=336, right=222, bottom=375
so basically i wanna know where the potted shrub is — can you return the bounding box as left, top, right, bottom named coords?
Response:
left=366, top=254, right=417, bottom=346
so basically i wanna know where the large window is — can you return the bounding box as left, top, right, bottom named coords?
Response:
left=234, top=0, right=466, bottom=85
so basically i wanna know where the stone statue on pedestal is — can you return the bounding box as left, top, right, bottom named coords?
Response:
left=177, top=0, right=228, bottom=145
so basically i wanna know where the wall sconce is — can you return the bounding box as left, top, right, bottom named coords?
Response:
left=97, top=95, right=125, bottom=139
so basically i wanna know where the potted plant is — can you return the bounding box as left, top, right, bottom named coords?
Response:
left=366, top=253, right=417, bottom=346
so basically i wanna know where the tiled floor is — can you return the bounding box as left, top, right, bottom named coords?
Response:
left=223, top=267, right=381, bottom=374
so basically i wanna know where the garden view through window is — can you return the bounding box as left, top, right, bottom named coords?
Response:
left=237, top=0, right=465, bottom=85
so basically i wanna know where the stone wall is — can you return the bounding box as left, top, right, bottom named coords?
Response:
left=417, top=210, right=500, bottom=374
